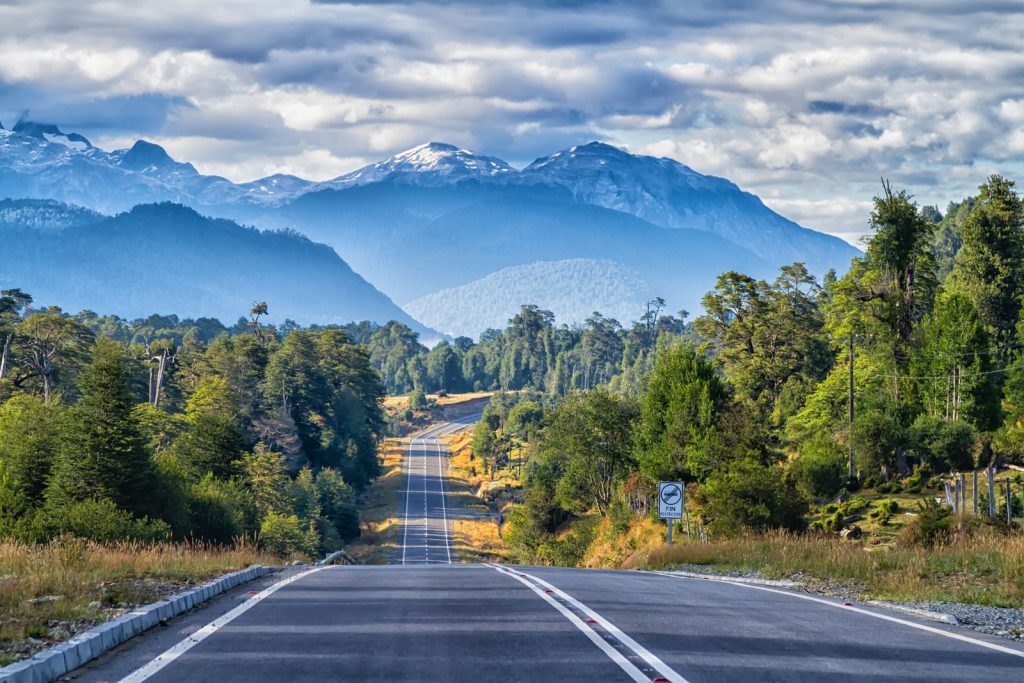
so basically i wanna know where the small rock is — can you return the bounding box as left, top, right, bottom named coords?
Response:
left=27, top=595, right=63, bottom=605
left=839, top=524, right=862, bottom=539
left=87, top=601, right=102, bottom=609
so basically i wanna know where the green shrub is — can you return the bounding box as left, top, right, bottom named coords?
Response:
left=790, top=436, right=846, bottom=499
left=259, top=511, right=319, bottom=557
left=699, top=459, right=808, bottom=536
left=899, top=499, right=953, bottom=546
left=910, top=415, right=976, bottom=473
left=408, top=389, right=428, bottom=411
left=29, top=498, right=171, bottom=543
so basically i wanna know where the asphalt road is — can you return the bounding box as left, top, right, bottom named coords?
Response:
left=68, top=417, right=1024, bottom=683
left=398, top=416, right=478, bottom=565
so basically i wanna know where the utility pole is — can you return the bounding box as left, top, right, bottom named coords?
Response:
left=848, top=335, right=856, bottom=480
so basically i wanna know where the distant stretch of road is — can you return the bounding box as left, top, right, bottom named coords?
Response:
left=399, top=414, right=480, bottom=565
left=69, top=417, right=1024, bottom=683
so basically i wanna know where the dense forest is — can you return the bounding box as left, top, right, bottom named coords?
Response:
left=0, top=300, right=383, bottom=555
left=471, top=176, right=1024, bottom=564
left=2, top=175, right=1022, bottom=560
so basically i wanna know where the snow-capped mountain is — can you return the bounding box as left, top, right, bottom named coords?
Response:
left=519, top=141, right=854, bottom=266
left=315, top=142, right=515, bottom=192
left=0, top=119, right=858, bottom=274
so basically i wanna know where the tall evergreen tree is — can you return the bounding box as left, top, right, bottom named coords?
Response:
left=951, top=175, right=1024, bottom=356
left=46, top=339, right=157, bottom=517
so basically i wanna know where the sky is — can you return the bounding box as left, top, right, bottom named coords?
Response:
left=1, top=0, right=1023, bottom=244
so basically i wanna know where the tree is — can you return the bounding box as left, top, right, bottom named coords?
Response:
left=15, top=309, right=92, bottom=402
left=698, top=459, right=807, bottom=536
left=827, top=184, right=936, bottom=379
left=425, top=342, right=465, bottom=393
left=951, top=176, right=1024, bottom=355
left=0, top=393, right=64, bottom=506
left=175, top=376, right=248, bottom=479
left=0, top=288, right=32, bottom=380
left=634, top=344, right=728, bottom=482
left=542, top=390, right=637, bottom=515
left=46, top=340, right=157, bottom=517
left=790, top=435, right=846, bottom=499
left=913, top=291, right=1000, bottom=430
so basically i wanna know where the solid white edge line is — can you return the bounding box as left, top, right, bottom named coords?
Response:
left=520, top=569, right=688, bottom=683
left=117, top=567, right=323, bottom=683
left=484, top=564, right=651, bottom=683
left=651, top=571, right=1024, bottom=659
left=436, top=438, right=453, bottom=564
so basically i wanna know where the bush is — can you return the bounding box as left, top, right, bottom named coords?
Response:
left=791, top=436, right=846, bottom=499
left=259, top=511, right=319, bottom=557
left=408, top=389, right=428, bottom=411
left=28, top=498, right=171, bottom=543
left=910, top=415, right=976, bottom=472
left=699, top=459, right=807, bottom=536
left=899, top=499, right=953, bottom=546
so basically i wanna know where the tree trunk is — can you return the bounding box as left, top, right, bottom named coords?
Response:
left=153, top=350, right=168, bottom=407
left=0, top=333, right=10, bottom=380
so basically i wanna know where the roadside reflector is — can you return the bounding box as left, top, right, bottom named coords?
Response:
left=585, top=619, right=597, bottom=624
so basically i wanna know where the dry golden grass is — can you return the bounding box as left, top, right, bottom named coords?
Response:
left=384, top=392, right=494, bottom=410
left=0, top=538, right=276, bottom=663
left=346, top=438, right=406, bottom=564
left=629, top=528, right=1024, bottom=606
left=443, top=432, right=511, bottom=563
left=582, top=515, right=666, bottom=569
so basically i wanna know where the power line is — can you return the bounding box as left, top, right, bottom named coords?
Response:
left=870, top=361, right=1024, bottom=382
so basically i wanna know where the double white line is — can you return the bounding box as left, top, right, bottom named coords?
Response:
left=486, top=563, right=688, bottom=683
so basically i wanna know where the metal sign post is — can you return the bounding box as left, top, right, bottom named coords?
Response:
left=658, top=481, right=684, bottom=545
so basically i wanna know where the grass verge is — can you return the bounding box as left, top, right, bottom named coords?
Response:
left=627, top=529, right=1024, bottom=607
left=346, top=438, right=406, bottom=564
left=0, top=538, right=276, bottom=665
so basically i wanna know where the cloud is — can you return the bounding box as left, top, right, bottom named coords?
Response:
left=2, top=0, right=1024, bottom=241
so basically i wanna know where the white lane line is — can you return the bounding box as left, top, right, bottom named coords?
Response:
left=435, top=438, right=452, bottom=563
left=401, top=437, right=415, bottom=565
left=485, top=564, right=653, bottom=683
left=488, top=564, right=690, bottom=683
left=652, top=571, right=1024, bottom=659
left=525, top=571, right=686, bottom=681
left=118, top=567, right=323, bottom=683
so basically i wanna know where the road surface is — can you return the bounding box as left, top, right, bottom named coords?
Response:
left=70, top=417, right=1024, bottom=682
left=398, top=415, right=479, bottom=565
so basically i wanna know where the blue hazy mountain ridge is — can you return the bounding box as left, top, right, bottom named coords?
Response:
left=0, top=122, right=858, bottom=337
left=274, top=179, right=773, bottom=315
left=404, top=259, right=654, bottom=338
left=0, top=122, right=857, bottom=274
left=0, top=200, right=434, bottom=334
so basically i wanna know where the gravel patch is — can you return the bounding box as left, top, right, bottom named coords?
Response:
left=886, top=601, right=1024, bottom=641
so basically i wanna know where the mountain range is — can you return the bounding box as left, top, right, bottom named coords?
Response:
left=0, top=199, right=430, bottom=335
left=0, top=119, right=860, bottom=338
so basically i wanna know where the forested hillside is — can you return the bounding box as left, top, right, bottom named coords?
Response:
left=0, top=200, right=433, bottom=334
left=404, top=259, right=653, bottom=338
left=0, top=298, right=384, bottom=556
left=461, top=176, right=1024, bottom=565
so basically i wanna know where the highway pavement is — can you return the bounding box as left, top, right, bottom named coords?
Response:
left=68, top=417, right=1024, bottom=682
left=398, top=415, right=479, bottom=565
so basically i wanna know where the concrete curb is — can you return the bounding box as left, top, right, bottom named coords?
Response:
left=866, top=601, right=959, bottom=625
left=0, top=565, right=277, bottom=683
